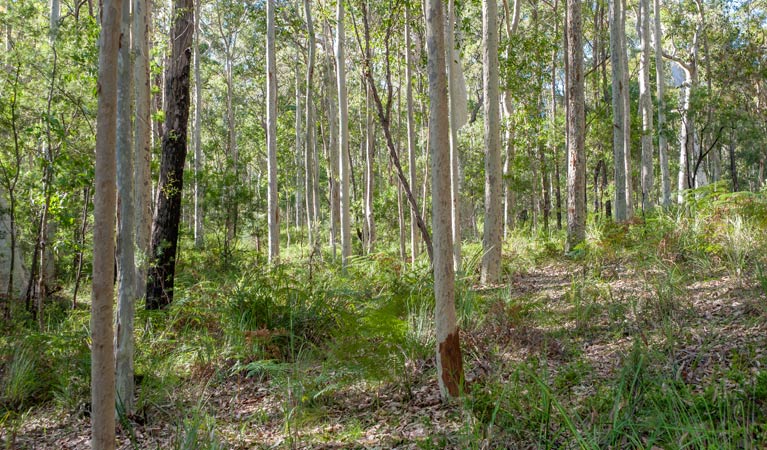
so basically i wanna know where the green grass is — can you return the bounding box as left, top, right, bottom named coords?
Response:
left=4, top=191, right=767, bottom=448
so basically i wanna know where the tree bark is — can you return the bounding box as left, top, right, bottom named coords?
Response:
left=654, top=0, right=670, bottom=207
left=610, top=0, right=628, bottom=221
left=481, top=0, right=502, bottom=284
left=426, top=0, right=464, bottom=398
left=304, top=0, right=317, bottom=248
left=193, top=0, right=204, bottom=249
left=446, top=0, right=463, bottom=273
left=364, top=82, right=376, bottom=253
left=267, top=0, right=279, bottom=263
left=565, top=0, right=586, bottom=252
left=115, top=0, right=135, bottom=413
left=92, top=0, right=121, bottom=443
left=145, top=0, right=193, bottom=309
left=336, top=0, right=352, bottom=268
left=638, top=0, right=654, bottom=212
left=133, top=0, right=151, bottom=297
left=405, top=5, right=419, bottom=263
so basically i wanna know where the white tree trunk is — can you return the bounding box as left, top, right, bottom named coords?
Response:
left=324, top=23, right=339, bottom=261
left=426, top=0, right=464, bottom=398
left=610, top=0, right=628, bottom=221
left=566, top=0, right=586, bottom=252
left=405, top=6, right=419, bottom=263
left=446, top=0, right=464, bottom=273
left=92, top=0, right=120, bottom=444
left=638, top=0, right=654, bottom=212
left=480, top=0, right=502, bottom=285
left=267, top=0, right=279, bottom=263
left=654, top=0, right=670, bottom=207
left=336, top=0, right=351, bottom=267
left=620, top=0, right=632, bottom=217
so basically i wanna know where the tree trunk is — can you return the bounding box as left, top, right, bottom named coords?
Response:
left=654, top=0, right=670, bottom=207
left=145, top=0, right=193, bottom=310
left=115, top=0, right=135, bottom=413
left=92, top=0, right=120, bottom=443
left=610, top=0, right=628, bottom=221
left=405, top=6, right=419, bottom=263
left=729, top=141, right=738, bottom=191
left=336, top=0, right=352, bottom=268
left=620, top=0, right=632, bottom=217
left=267, top=0, right=279, bottom=263
left=324, top=22, right=339, bottom=261
left=565, top=0, right=586, bottom=252
left=638, top=0, right=654, bottom=212
left=304, top=0, right=317, bottom=249
left=364, top=82, right=375, bottom=253
left=133, top=0, right=151, bottom=296
left=446, top=0, right=464, bottom=273
left=193, top=0, right=204, bottom=250
left=426, top=0, right=464, bottom=398
left=481, top=0, right=502, bottom=284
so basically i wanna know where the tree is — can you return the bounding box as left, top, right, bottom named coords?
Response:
left=565, top=0, right=585, bottom=252
left=145, top=0, right=194, bottom=309
left=480, top=0, right=502, bottom=285
left=426, top=0, right=464, bottom=398
left=92, top=0, right=121, bottom=444
left=654, top=0, right=670, bottom=207
left=133, top=0, right=152, bottom=295
left=404, top=4, right=419, bottom=263
left=115, top=0, right=135, bottom=414
left=336, top=0, right=352, bottom=268
left=638, top=0, right=654, bottom=212
left=193, top=0, right=204, bottom=249
left=609, top=0, right=629, bottom=221
left=266, top=0, right=279, bottom=263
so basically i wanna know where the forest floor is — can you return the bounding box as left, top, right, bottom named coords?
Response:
left=4, top=200, right=767, bottom=449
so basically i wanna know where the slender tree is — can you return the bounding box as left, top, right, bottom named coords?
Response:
left=654, top=0, right=670, bottom=207
left=193, top=0, right=204, bottom=249
left=610, top=0, right=628, bottom=221
left=480, top=0, right=502, bottom=284
left=336, top=0, right=352, bottom=267
left=638, top=0, right=654, bottom=212
left=115, top=0, right=135, bottom=414
left=565, top=0, right=586, bottom=251
left=145, top=0, right=194, bottom=309
left=267, top=0, right=279, bottom=263
left=92, top=0, right=121, bottom=444
left=133, top=0, right=152, bottom=294
left=405, top=5, right=419, bottom=263
left=426, top=0, right=464, bottom=398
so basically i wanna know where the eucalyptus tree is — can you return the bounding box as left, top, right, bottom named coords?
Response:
left=193, top=0, right=204, bottom=249
left=654, top=0, right=670, bottom=207
left=565, top=0, right=585, bottom=252
left=133, top=0, right=152, bottom=289
left=425, top=0, right=464, bottom=398
left=609, top=0, right=628, bottom=220
left=267, top=0, right=279, bottom=263
left=115, top=0, right=135, bottom=413
left=480, top=0, right=502, bottom=284
left=638, top=0, right=654, bottom=212
left=92, top=0, right=121, bottom=444
left=336, top=0, right=352, bottom=267
left=146, top=0, right=194, bottom=309
left=404, top=4, right=419, bottom=263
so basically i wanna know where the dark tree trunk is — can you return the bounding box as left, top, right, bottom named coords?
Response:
left=729, top=142, right=738, bottom=192
left=146, top=0, right=193, bottom=310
